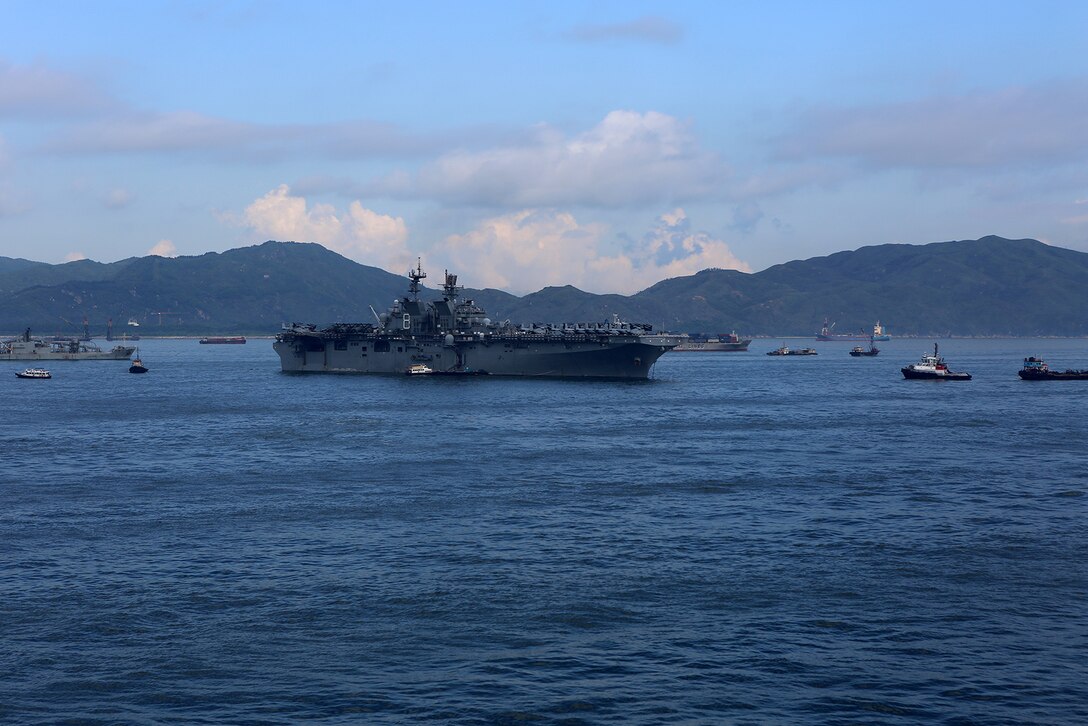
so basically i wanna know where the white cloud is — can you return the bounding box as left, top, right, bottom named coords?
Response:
left=381, top=111, right=729, bottom=208
left=240, top=185, right=412, bottom=272
left=64, top=251, right=86, bottom=262
left=433, top=207, right=749, bottom=294
left=147, top=239, right=176, bottom=257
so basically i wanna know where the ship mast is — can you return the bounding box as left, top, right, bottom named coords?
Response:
left=407, top=258, right=427, bottom=301
left=443, top=270, right=462, bottom=301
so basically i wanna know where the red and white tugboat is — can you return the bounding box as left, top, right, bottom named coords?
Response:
left=901, top=343, right=971, bottom=380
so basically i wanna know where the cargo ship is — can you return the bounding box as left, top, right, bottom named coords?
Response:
left=673, top=331, right=751, bottom=352
left=1018, top=357, right=1088, bottom=380
left=1, top=329, right=135, bottom=361
left=199, top=336, right=247, bottom=344
left=817, top=319, right=891, bottom=341
left=274, top=263, right=682, bottom=379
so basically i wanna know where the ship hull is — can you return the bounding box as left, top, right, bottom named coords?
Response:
left=1, top=346, right=135, bottom=361
left=673, top=340, right=750, bottom=352
left=901, top=367, right=971, bottom=380
left=274, top=336, right=675, bottom=379
left=817, top=333, right=888, bottom=342
left=200, top=337, right=246, bottom=344
left=1018, top=370, right=1088, bottom=380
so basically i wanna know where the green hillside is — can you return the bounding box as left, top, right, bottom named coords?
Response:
left=2, top=236, right=1086, bottom=336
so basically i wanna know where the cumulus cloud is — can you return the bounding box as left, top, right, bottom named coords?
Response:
left=378, top=111, right=728, bottom=208
left=566, top=16, right=683, bottom=45
left=433, top=207, right=749, bottom=294
left=0, top=60, right=116, bottom=118
left=147, top=239, right=176, bottom=257
left=775, top=81, right=1088, bottom=170
left=240, top=185, right=412, bottom=272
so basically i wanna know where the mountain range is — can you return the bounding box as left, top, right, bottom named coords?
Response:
left=1, top=235, right=1086, bottom=337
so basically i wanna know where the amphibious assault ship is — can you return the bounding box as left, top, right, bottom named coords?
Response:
left=274, top=263, right=682, bottom=379
left=1, top=329, right=135, bottom=361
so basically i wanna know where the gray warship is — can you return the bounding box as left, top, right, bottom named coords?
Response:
left=1, top=329, right=135, bottom=361
left=274, top=263, right=682, bottom=379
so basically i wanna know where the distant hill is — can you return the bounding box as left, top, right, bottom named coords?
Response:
left=0, top=241, right=412, bottom=336
left=2, top=235, right=1086, bottom=336
left=473, top=236, right=1088, bottom=336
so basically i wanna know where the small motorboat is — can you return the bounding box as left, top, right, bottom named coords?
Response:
left=129, top=349, right=148, bottom=374
left=902, top=343, right=971, bottom=380
left=405, top=363, right=433, bottom=375
left=850, top=339, right=880, bottom=357
left=16, top=368, right=51, bottom=379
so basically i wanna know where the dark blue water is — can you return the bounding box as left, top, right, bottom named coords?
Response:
left=3, top=338, right=1086, bottom=724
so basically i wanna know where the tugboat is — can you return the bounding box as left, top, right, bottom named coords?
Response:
left=901, top=343, right=971, bottom=380
left=128, top=349, right=148, bottom=374
left=849, top=338, right=880, bottom=357
left=15, top=368, right=52, bottom=379
left=1018, top=356, right=1088, bottom=380
left=767, top=344, right=817, bottom=356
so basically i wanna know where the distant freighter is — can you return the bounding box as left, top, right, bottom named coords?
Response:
left=673, top=331, right=751, bottom=352
left=816, top=318, right=891, bottom=341
left=199, top=336, right=247, bottom=344
left=1, top=329, right=135, bottom=360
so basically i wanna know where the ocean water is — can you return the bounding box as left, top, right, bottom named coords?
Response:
left=2, top=337, right=1086, bottom=725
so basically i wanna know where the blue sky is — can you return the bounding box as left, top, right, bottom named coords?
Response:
left=2, top=1, right=1087, bottom=293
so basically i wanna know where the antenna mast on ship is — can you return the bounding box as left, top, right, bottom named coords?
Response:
left=407, top=258, right=427, bottom=301
left=443, top=270, right=463, bottom=301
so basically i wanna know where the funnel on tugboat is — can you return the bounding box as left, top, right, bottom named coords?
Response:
left=901, top=343, right=971, bottom=380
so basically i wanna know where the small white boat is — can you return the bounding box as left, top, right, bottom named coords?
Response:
left=405, top=363, right=433, bottom=375
left=16, top=368, right=52, bottom=379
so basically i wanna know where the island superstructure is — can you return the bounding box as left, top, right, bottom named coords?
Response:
left=274, top=263, right=682, bottom=379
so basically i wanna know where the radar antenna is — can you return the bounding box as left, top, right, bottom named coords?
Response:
left=407, top=258, right=427, bottom=301
left=443, top=270, right=463, bottom=300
